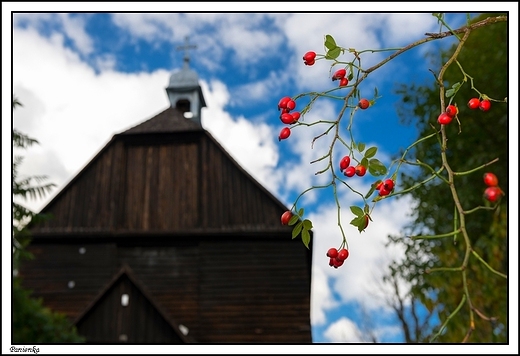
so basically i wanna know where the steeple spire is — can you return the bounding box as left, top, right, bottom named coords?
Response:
left=176, top=36, right=197, bottom=70
left=166, top=35, right=206, bottom=125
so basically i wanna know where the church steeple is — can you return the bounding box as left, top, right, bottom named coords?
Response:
left=166, top=36, right=207, bottom=125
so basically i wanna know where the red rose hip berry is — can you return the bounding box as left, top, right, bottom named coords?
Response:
left=303, top=51, right=316, bottom=66
left=326, top=248, right=338, bottom=259
left=358, top=99, right=370, bottom=110
left=332, top=68, right=347, bottom=81
left=339, top=155, right=351, bottom=172
left=437, top=112, right=453, bottom=125
left=278, top=127, right=291, bottom=141
left=278, top=96, right=291, bottom=110
left=383, top=179, right=395, bottom=191
left=379, top=179, right=394, bottom=196
left=286, top=100, right=297, bottom=111
left=280, top=113, right=294, bottom=124
left=479, top=99, right=491, bottom=111
left=355, top=165, right=367, bottom=177
left=337, top=248, right=349, bottom=261
left=379, top=185, right=392, bottom=196
left=344, top=166, right=356, bottom=177
left=331, top=258, right=344, bottom=268
left=484, top=186, right=502, bottom=203
left=468, top=98, right=480, bottom=110
left=446, top=104, right=458, bottom=118
left=483, top=172, right=499, bottom=187
left=281, top=211, right=292, bottom=225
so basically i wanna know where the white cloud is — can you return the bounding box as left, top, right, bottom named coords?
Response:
left=111, top=13, right=284, bottom=68
left=323, top=317, right=365, bottom=343
left=310, top=265, right=340, bottom=326
left=380, top=13, right=438, bottom=46
left=13, top=13, right=94, bottom=55
left=58, top=13, right=94, bottom=55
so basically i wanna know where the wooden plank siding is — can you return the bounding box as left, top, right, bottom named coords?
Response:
left=32, top=132, right=285, bottom=235
left=75, top=271, right=187, bottom=344
left=21, top=236, right=311, bottom=343
left=197, top=238, right=311, bottom=343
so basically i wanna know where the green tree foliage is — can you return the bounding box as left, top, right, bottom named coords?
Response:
left=387, top=13, right=508, bottom=343
left=12, top=96, right=84, bottom=343
left=12, top=278, right=85, bottom=343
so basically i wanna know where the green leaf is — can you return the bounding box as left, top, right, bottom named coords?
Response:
left=350, top=205, right=364, bottom=217
left=350, top=215, right=368, bottom=233
left=368, top=158, right=387, bottom=176
left=364, top=146, right=378, bottom=159
left=445, top=89, right=455, bottom=98
left=298, top=208, right=304, bottom=217
left=350, top=215, right=364, bottom=227
left=374, top=86, right=379, bottom=98
left=301, top=229, right=311, bottom=249
left=325, top=47, right=341, bottom=60
left=303, top=219, right=313, bottom=230
left=288, top=214, right=299, bottom=226
left=452, top=82, right=461, bottom=89
left=357, top=142, right=366, bottom=152
left=292, top=222, right=303, bottom=239
left=361, top=157, right=369, bottom=168
left=324, top=34, right=337, bottom=50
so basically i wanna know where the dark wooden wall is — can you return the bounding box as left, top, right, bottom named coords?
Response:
left=20, top=236, right=311, bottom=343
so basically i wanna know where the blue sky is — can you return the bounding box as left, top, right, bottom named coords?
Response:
left=4, top=4, right=518, bottom=353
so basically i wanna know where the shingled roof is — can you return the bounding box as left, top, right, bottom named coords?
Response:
left=120, top=106, right=203, bottom=135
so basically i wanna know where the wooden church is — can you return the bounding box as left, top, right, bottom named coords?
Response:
left=19, top=42, right=313, bottom=344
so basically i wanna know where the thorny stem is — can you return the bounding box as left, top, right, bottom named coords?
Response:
left=291, top=183, right=332, bottom=212
left=430, top=294, right=467, bottom=343
left=471, top=250, right=507, bottom=279
left=463, top=205, right=497, bottom=215
left=410, top=229, right=461, bottom=240
left=452, top=157, right=499, bottom=176
left=426, top=266, right=464, bottom=274
left=332, top=180, right=349, bottom=249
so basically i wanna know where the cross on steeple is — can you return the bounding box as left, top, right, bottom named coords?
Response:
left=176, top=36, right=197, bottom=69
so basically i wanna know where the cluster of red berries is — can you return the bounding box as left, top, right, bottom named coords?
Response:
left=437, top=104, right=458, bottom=125
left=303, top=51, right=317, bottom=66
left=277, top=96, right=301, bottom=141
left=438, top=97, right=492, bottom=126
left=468, top=97, right=491, bottom=111
left=339, top=155, right=366, bottom=177
left=327, top=247, right=349, bottom=269
left=375, top=179, right=395, bottom=196
left=332, top=68, right=348, bottom=87
left=483, top=172, right=503, bottom=203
